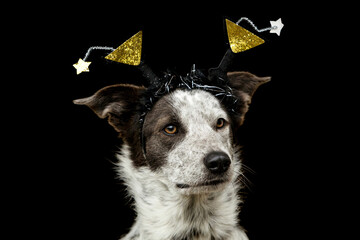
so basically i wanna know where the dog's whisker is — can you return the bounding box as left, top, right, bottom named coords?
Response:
left=241, top=163, right=256, bottom=175
left=233, top=168, right=254, bottom=191
left=240, top=174, right=254, bottom=191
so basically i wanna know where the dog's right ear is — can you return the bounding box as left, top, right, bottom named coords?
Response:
left=73, top=84, right=146, bottom=133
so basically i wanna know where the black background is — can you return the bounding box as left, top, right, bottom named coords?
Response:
left=10, top=2, right=347, bottom=240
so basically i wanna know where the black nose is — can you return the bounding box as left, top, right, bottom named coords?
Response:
left=204, top=151, right=231, bottom=174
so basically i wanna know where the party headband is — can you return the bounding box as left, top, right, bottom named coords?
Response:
left=73, top=17, right=283, bottom=76
left=74, top=17, right=283, bottom=156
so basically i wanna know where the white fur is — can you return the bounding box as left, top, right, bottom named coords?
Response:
left=115, top=90, right=248, bottom=240
left=165, top=90, right=235, bottom=194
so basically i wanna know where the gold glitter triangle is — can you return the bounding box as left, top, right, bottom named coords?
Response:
left=226, top=19, right=265, bottom=53
left=105, top=31, right=142, bottom=66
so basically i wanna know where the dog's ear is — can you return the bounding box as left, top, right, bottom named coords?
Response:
left=73, top=84, right=146, bottom=132
left=227, top=71, right=270, bottom=98
left=227, top=71, right=270, bottom=125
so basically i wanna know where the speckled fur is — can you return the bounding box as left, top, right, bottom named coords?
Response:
left=116, top=90, right=248, bottom=240
left=164, top=90, right=235, bottom=193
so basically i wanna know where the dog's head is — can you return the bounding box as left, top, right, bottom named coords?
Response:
left=74, top=71, right=269, bottom=194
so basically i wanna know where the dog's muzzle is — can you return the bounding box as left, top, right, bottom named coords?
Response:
left=175, top=151, right=232, bottom=190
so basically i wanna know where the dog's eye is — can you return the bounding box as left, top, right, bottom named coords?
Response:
left=164, top=125, right=178, bottom=135
left=216, top=118, right=226, bottom=129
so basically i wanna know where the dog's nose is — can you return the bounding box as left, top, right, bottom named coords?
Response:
left=204, top=151, right=231, bottom=174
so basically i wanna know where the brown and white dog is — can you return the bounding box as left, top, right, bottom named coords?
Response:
left=74, top=70, right=269, bottom=240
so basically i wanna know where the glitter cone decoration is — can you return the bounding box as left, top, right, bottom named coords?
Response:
left=225, top=19, right=265, bottom=53
left=105, top=31, right=143, bottom=66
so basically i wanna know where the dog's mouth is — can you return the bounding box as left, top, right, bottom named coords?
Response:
left=176, top=179, right=226, bottom=189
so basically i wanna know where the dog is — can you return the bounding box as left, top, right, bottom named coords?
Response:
left=74, top=70, right=270, bottom=240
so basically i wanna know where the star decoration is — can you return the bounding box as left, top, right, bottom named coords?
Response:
left=73, top=58, right=91, bottom=74
left=270, top=18, right=284, bottom=36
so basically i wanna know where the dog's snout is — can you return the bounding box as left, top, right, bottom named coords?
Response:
left=204, top=151, right=231, bottom=174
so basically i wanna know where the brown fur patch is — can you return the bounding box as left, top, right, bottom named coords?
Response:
left=142, top=94, right=187, bottom=170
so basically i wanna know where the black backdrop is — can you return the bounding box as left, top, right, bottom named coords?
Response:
left=15, top=2, right=343, bottom=240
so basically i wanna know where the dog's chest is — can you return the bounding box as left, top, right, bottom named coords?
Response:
left=133, top=187, right=239, bottom=240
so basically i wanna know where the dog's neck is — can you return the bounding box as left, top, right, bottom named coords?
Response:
left=117, top=144, right=247, bottom=240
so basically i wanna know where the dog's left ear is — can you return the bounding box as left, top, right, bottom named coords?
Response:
left=73, top=84, right=146, bottom=133
left=227, top=71, right=270, bottom=125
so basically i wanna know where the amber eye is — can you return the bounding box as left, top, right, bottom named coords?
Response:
left=164, top=125, right=178, bottom=135
left=216, top=118, right=226, bottom=129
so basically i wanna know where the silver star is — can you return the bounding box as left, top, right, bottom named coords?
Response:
left=270, top=18, right=284, bottom=36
